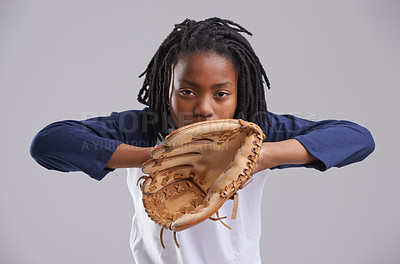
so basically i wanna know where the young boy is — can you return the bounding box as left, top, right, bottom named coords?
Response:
left=30, top=17, right=375, bottom=263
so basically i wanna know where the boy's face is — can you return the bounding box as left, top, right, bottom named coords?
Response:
left=169, top=52, right=238, bottom=128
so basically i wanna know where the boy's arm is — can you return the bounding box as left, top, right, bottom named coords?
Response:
left=105, top=144, right=154, bottom=169
left=254, top=112, right=375, bottom=172
left=30, top=109, right=157, bottom=180
left=253, top=139, right=317, bottom=174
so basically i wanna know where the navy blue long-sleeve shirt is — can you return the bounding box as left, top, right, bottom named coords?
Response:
left=30, top=108, right=375, bottom=180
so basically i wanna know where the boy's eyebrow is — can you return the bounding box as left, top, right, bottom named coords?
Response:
left=212, top=82, right=232, bottom=88
left=179, top=79, right=199, bottom=87
left=179, top=79, right=233, bottom=88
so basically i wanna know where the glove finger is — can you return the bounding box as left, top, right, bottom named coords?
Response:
left=165, top=119, right=241, bottom=146
left=150, top=145, right=167, bottom=159
left=154, top=140, right=222, bottom=158
left=143, top=140, right=223, bottom=173
left=150, top=134, right=224, bottom=160
left=142, top=152, right=202, bottom=174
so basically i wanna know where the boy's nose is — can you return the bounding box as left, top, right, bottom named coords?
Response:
left=193, top=97, right=213, bottom=118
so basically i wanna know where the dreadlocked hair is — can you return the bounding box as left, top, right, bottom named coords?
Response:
left=138, top=17, right=271, bottom=139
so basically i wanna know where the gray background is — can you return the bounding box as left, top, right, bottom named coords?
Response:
left=1, top=0, right=399, bottom=263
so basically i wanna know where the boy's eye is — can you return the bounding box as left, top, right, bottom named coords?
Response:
left=215, top=92, right=229, bottom=97
left=179, top=90, right=195, bottom=96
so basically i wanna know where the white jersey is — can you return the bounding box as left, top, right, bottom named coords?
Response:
left=127, top=167, right=269, bottom=264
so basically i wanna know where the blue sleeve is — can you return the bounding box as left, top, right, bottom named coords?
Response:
left=266, top=112, right=375, bottom=171
left=30, top=108, right=158, bottom=181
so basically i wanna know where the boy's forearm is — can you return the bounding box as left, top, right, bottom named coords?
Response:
left=107, top=139, right=317, bottom=172
left=253, top=139, right=318, bottom=174
left=106, top=143, right=154, bottom=169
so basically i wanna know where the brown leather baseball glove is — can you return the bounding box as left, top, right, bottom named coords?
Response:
left=138, top=119, right=265, bottom=248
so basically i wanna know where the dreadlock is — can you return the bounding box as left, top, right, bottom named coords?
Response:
left=138, top=17, right=271, bottom=139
